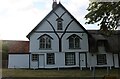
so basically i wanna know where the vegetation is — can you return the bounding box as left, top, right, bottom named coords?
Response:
left=85, top=2, right=120, bottom=35
left=2, top=68, right=119, bottom=77
left=2, top=41, right=8, bottom=60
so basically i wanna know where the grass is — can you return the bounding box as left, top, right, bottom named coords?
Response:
left=2, top=68, right=120, bottom=77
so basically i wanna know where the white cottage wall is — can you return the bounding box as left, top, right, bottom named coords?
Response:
left=29, top=3, right=89, bottom=69
left=62, top=33, right=88, bottom=52
left=113, top=54, right=119, bottom=68
left=88, top=52, right=114, bottom=67
left=8, top=54, right=29, bottom=68
left=30, top=33, right=59, bottom=53
left=30, top=52, right=80, bottom=69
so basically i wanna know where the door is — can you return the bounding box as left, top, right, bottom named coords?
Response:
left=39, top=54, right=45, bottom=68
left=113, top=54, right=119, bottom=68
left=79, top=53, right=86, bottom=67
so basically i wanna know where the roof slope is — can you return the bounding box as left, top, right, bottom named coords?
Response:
left=2, top=40, right=29, bottom=54
left=26, top=2, right=90, bottom=39
left=88, top=30, right=120, bottom=53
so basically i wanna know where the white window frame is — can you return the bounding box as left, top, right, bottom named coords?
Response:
left=39, top=36, right=51, bottom=49
left=69, top=35, right=80, bottom=49
left=32, top=54, right=39, bottom=61
left=65, top=52, right=75, bottom=65
left=47, top=53, right=55, bottom=65
left=97, top=54, right=107, bottom=65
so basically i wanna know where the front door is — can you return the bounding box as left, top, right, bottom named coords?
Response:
left=39, top=54, right=45, bottom=68
left=79, top=53, right=86, bottom=68
left=113, top=54, right=119, bottom=68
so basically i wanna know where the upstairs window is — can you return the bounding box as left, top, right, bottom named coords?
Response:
left=97, top=40, right=105, bottom=46
left=56, top=18, right=63, bottom=30
left=38, top=34, right=53, bottom=49
left=67, top=34, right=81, bottom=49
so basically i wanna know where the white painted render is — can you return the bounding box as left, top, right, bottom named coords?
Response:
left=87, top=46, right=114, bottom=68
left=29, top=5, right=88, bottom=53
left=8, top=54, right=29, bottom=68
left=30, top=52, right=81, bottom=69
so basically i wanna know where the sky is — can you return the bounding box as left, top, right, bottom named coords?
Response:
left=0, top=0, right=99, bottom=41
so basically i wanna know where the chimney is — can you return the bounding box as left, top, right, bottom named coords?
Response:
left=52, top=0, right=57, bottom=9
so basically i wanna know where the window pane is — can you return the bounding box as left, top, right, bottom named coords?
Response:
left=40, top=38, right=45, bottom=48
left=69, top=38, right=74, bottom=49
left=32, top=54, right=38, bottom=61
left=39, top=36, right=51, bottom=49
left=75, top=37, right=80, bottom=48
left=57, top=21, right=62, bottom=30
left=46, top=38, right=51, bottom=48
left=69, top=36, right=80, bottom=49
left=47, top=53, right=55, bottom=65
left=97, top=54, right=107, bottom=65
left=65, top=52, right=75, bottom=65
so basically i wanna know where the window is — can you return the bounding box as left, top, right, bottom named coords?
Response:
left=39, top=35, right=52, bottom=49
left=98, top=40, right=105, bottom=46
left=32, top=54, right=38, bottom=61
left=47, top=53, right=55, bottom=65
left=97, top=54, right=107, bottom=65
left=56, top=18, right=63, bottom=30
left=68, top=34, right=81, bottom=49
left=65, top=52, right=75, bottom=65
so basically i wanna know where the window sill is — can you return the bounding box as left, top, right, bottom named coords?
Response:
left=32, top=60, right=38, bottom=62
left=65, top=64, right=76, bottom=66
left=69, top=48, right=81, bottom=49
left=97, top=64, right=107, bottom=65
left=47, top=64, right=55, bottom=65
left=39, top=48, right=52, bottom=50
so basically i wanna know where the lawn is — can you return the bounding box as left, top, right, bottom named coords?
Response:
left=2, top=68, right=120, bottom=78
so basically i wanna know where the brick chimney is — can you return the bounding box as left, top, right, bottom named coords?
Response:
left=52, top=0, right=57, bottom=9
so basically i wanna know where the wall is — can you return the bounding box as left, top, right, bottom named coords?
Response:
left=8, top=54, right=30, bottom=68
left=29, top=6, right=89, bottom=53
left=87, top=46, right=114, bottom=68
left=30, top=52, right=80, bottom=69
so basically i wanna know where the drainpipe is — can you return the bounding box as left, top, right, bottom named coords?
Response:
left=117, top=31, right=120, bottom=78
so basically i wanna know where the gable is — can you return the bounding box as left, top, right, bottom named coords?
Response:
left=27, top=2, right=89, bottom=39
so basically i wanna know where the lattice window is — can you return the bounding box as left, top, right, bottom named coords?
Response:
left=32, top=54, right=39, bottom=61
left=65, top=52, right=75, bottom=65
left=97, top=54, right=107, bottom=65
left=47, top=53, right=55, bottom=65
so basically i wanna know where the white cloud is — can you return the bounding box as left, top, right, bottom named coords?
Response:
left=0, top=0, right=50, bottom=40
left=0, top=0, right=98, bottom=40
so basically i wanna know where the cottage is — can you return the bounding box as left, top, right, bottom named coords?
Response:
left=88, top=30, right=120, bottom=68
left=8, top=1, right=120, bottom=69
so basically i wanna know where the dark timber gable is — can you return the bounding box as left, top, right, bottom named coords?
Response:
left=26, top=2, right=90, bottom=39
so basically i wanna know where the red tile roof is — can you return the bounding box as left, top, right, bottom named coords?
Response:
left=3, top=40, right=29, bottom=53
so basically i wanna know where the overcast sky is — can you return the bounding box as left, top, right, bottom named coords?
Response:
left=0, top=0, right=99, bottom=41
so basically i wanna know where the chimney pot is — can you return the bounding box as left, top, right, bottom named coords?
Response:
left=52, top=0, right=57, bottom=9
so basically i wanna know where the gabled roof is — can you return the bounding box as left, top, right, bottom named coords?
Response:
left=9, top=41, right=29, bottom=53
left=88, top=30, right=120, bottom=53
left=2, top=40, right=29, bottom=54
left=26, top=2, right=90, bottom=39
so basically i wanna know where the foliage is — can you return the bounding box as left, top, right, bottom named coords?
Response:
left=2, top=42, right=8, bottom=60
left=85, top=2, right=120, bottom=35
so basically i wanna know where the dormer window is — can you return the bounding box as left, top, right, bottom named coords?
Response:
left=67, top=34, right=82, bottom=49
left=56, top=18, right=63, bottom=30
left=38, top=34, right=53, bottom=49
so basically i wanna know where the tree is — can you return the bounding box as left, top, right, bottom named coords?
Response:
left=2, top=42, right=8, bottom=60
left=85, top=2, right=120, bottom=35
